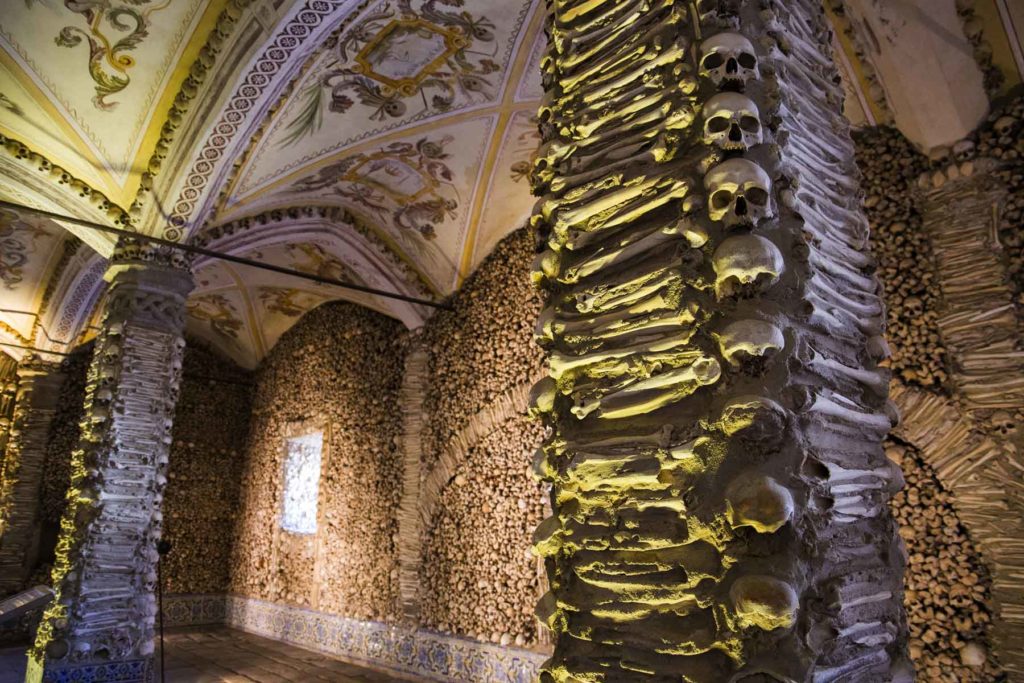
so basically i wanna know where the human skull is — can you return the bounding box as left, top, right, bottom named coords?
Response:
left=726, top=476, right=794, bottom=533
left=712, top=234, right=785, bottom=299
left=994, top=115, right=1018, bottom=136
left=705, top=159, right=773, bottom=229
left=730, top=575, right=798, bottom=631
left=528, top=376, right=557, bottom=417
left=700, top=33, right=760, bottom=86
left=990, top=410, right=1017, bottom=438
left=953, top=139, right=976, bottom=162
left=703, top=93, right=762, bottom=151
left=717, top=319, right=785, bottom=368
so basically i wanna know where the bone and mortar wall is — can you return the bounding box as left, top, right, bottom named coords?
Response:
left=162, top=343, right=253, bottom=595
left=856, top=120, right=1014, bottom=681
left=229, top=302, right=407, bottom=621
left=3, top=105, right=1020, bottom=678
left=417, top=228, right=548, bottom=647
left=0, top=340, right=251, bottom=645
left=32, top=341, right=252, bottom=594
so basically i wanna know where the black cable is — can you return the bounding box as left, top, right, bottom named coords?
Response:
left=0, top=200, right=450, bottom=311
left=0, top=342, right=253, bottom=386
left=156, top=540, right=172, bottom=683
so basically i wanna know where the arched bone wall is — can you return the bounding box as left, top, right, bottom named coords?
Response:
left=415, top=229, right=548, bottom=647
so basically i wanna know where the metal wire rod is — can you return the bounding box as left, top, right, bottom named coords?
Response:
left=0, top=341, right=68, bottom=357
left=0, top=200, right=450, bottom=310
left=0, top=341, right=253, bottom=386
left=0, top=309, right=64, bottom=346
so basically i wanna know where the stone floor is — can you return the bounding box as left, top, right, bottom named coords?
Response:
left=0, top=626, right=416, bottom=683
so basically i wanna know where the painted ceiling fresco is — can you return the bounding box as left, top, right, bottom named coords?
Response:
left=0, top=0, right=222, bottom=208
left=0, top=205, right=106, bottom=361
left=187, top=238, right=408, bottom=367
left=1, top=0, right=1022, bottom=367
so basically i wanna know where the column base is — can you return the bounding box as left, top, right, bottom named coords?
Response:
left=26, top=652, right=154, bottom=683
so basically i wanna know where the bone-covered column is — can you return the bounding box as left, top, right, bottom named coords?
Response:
left=0, top=357, right=65, bottom=595
left=528, top=1, right=910, bottom=680
left=28, top=240, right=193, bottom=683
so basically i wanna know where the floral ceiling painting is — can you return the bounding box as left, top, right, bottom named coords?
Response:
left=0, top=208, right=72, bottom=343
left=187, top=238, right=400, bottom=367
left=0, top=0, right=217, bottom=204
left=234, top=115, right=497, bottom=294
left=229, top=0, right=535, bottom=200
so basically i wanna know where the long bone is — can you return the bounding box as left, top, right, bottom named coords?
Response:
left=771, top=48, right=845, bottom=105
left=559, top=223, right=691, bottom=283
left=578, top=356, right=721, bottom=420
left=562, top=128, right=672, bottom=174
left=551, top=0, right=660, bottom=40
left=549, top=335, right=693, bottom=380
left=560, top=20, right=686, bottom=94
left=539, top=289, right=683, bottom=342
left=562, top=80, right=693, bottom=140
left=551, top=54, right=686, bottom=123
left=555, top=5, right=683, bottom=79
left=800, top=389, right=893, bottom=436
left=792, top=188, right=865, bottom=228
left=792, top=196, right=869, bottom=250
left=806, top=272, right=883, bottom=319
left=574, top=43, right=690, bottom=107
left=571, top=262, right=684, bottom=314
left=770, top=41, right=843, bottom=96
left=806, top=248, right=878, bottom=294
left=550, top=173, right=693, bottom=238
left=798, top=345, right=890, bottom=398
left=535, top=103, right=680, bottom=182
left=550, top=134, right=681, bottom=197
left=772, top=84, right=852, bottom=139
left=568, top=101, right=696, bottom=158
left=566, top=310, right=699, bottom=351
left=801, top=226, right=873, bottom=269
left=768, top=37, right=841, bottom=89
left=566, top=348, right=713, bottom=403
left=802, top=290, right=878, bottom=339
left=568, top=424, right=675, bottom=452
left=781, top=140, right=860, bottom=193
left=559, top=74, right=679, bottom=128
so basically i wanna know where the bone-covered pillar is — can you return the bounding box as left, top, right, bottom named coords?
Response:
left=528, top=1, right=911, bottom=680
left=27, top=240, right=193, bottom=683
left=0, top=357, right=65, bottom=595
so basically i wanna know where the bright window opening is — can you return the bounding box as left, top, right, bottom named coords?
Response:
left=281, top=432, right=323, bottom=534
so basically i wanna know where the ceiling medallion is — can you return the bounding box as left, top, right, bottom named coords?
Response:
left=353, top=18, right=466, bottom=97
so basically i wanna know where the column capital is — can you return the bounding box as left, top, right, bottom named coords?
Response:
left=15, top=355, right=64, bottom=380
left=102, top=238, right=195, bottom=333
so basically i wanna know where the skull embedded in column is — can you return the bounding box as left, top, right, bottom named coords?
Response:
left=700, top=33, right=760, bottom=86
left=705, top=159, right=773, bottom=229
left=703, top=93, right=763, bottom=151
left=712, top=234, right=785, bottom=299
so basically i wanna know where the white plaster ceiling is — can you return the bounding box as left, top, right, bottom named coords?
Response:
left=0, top=0, right=1022, bottom=367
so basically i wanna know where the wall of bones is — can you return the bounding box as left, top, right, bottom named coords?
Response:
left=2, top=90, right=1023, bottom=682
left=417, top=229, right=548, bottom=646
left=229, top=302, right=408, bottom=621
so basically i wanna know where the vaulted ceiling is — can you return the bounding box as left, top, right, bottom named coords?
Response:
left=1, top=0, right=1022, bottom=367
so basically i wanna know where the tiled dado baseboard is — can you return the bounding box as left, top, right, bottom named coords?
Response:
left=162, top=594, right=546, bottom=682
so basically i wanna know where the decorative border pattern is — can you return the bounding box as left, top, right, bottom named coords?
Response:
left=129, top=0, right=256, bottom=217
left=37, top=658, right=152, bottom=683
left=162, top=593, right=229, bottom=627
left=159, top=594, right=546, bottom=682
left=166, top=0, right=369, bottom=240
